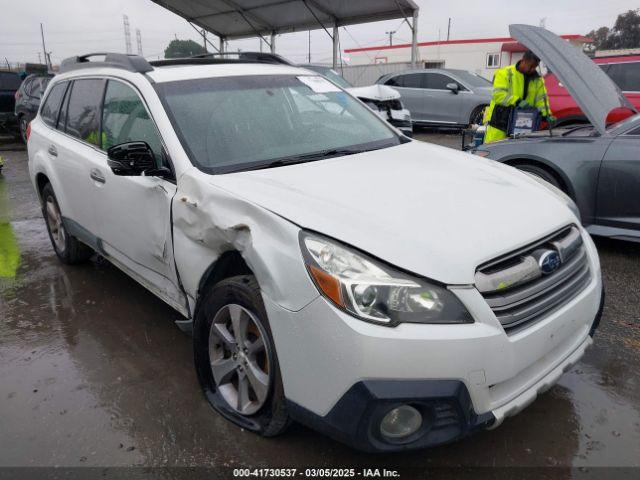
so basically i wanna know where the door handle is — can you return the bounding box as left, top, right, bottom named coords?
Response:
left=48, top=145, right=58, bottom=157
left=90, top=168, right=106, bottom=184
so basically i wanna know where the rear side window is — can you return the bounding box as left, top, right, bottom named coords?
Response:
left=40, top=82, right=67, bottom=127
left=606, top=62, right=640, bottom=92
left=101, top=80, right=163, bottom=163
left=387, top=73, right=423, bottom=88
left=65, top=79, right=106, bottom=146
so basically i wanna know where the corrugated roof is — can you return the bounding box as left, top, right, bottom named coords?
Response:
left=150, top=0, right=419, bottom=40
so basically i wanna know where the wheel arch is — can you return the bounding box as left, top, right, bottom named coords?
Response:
left=35, top=172, right=51, bottom=201
left=502, top=155, right=576, bottom=199
left=469, top=103, right=488, bottom=124
left=196, top=250, right=254, bottom=301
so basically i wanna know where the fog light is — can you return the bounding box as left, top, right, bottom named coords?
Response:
left=380, top=405, right=422, bottom=440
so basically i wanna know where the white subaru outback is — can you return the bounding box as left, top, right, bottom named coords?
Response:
left=27, top=52, right=603, bottom=452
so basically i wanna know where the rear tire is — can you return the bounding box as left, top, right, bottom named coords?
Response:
left=194, top=275, right=290, bottom=437
left=469, top=105, right=486, bottom=126
left=41, top=183, right=93, bottom=264
left=19, top=115, right=29, bottom=144
left=514, top=164, right=563, bottom=191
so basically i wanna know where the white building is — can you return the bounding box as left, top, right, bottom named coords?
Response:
left=344, top=34, right=591, bottom=80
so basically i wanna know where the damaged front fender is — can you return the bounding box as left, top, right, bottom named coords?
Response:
left=172, top=168, right=319, bottom=314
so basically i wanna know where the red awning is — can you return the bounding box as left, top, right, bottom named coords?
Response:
left=501, top=42, right=527, bottom=53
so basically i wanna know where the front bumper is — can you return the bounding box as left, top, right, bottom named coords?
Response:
left=264, top=232, right=603, bottom=451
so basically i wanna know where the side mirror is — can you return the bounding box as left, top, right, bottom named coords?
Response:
left=446, top=82, right=459, bottom=94
left=107, top=141, right=156, bottom=176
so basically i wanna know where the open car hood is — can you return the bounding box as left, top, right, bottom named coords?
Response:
left=347, top=84, right=400, bottom=102
left=510, top=24, right=637, bottom=134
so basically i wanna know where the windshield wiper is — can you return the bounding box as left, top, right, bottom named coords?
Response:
left=246, top=147, right=371, bottom=171
left=230, top=142, right=398, bottom=173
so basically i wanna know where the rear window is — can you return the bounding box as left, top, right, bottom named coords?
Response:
left=26, top=76, right=51, bottom=98
left=64, top=79, right=106, bottom=146
left=40, top=82, right=68, bottom=128
left=0, top=72, right=21, bottom=90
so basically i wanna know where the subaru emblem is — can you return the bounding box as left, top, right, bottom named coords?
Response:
left=539, top=250, right=561, bottom=275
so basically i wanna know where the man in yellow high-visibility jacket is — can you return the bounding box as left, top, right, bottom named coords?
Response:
left=483, top=50, right=555, bottom=143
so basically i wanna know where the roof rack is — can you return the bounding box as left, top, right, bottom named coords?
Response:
left=59, top=53, right=153, bottom=74
left=149, top=51, right=295, bottom=68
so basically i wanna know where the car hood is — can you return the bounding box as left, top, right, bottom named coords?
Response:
left=510, top=24, right=637, bottom=135
left=347, top=84, right=400, bottom=102
left=207, top=141, right=575, bottom=285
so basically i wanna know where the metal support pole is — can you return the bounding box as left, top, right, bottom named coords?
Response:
left=332, top=24, right=339, bottom=70
left=270, top=32, right=276, bottom=54
left=219, top=36, right=225, bottom=53
left=411, top=10, right=419, bottom=68
left=40, top=23, right=48, bottom=69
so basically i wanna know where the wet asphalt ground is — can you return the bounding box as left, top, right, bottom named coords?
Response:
left=0, top=130, right=639, bottom=475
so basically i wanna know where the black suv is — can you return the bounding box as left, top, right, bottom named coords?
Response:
left=15, top=73, right=53, bottom=142
left=0, top=71, right=22, bottom=137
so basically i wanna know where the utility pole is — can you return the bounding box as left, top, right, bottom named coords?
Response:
left=385, top=30, right=396, bottom=46
left=123, top=15, right=132, bottom=54
left=447, top=18, right=451, bottom=41
left=308, top=30, right=311, bottom=63
left=40, top=23, right=49, bottom=68
left=136, top=29, right=143, bottom=56
left=201, top=29, right=207, bottom=52
left=37, top=52, right=42, bottom=64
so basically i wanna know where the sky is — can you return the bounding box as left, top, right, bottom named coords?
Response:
left=1, top=0, right=638, bottom=67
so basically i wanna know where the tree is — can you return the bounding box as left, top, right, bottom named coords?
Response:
left=587, top=9, right=640, bottom=50
left=164, top=39, right=206, bottom=59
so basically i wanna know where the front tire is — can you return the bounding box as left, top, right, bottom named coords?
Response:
left=194, top=275, right=290, bottom=437
left=41, top=183, right=93, bottom=264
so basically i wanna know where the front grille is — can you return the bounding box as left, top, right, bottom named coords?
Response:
left=476, top=226, right=591, bottom=333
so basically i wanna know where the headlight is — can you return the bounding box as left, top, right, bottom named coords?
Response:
left=524, top=173, right=581, bottom=222
left=300, top=232, right=473, bottom=326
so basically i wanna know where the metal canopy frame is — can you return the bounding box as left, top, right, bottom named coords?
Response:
left=150, top=0, right=420, bottom=68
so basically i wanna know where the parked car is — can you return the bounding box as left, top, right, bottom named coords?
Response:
left=0, top=71, right=21, bottom=136
left=15, top=73, right=53, bottom=143
left=546, top=54, right=640, bottom=127
left=301, top=64, right=413, bottom=136
left=376, top=69, right=492, bottom=128
left=474, top=25, right=639, bottom=242
left=28, top=51, right=603, bottom=452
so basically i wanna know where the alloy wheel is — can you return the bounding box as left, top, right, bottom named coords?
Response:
left=45, top=196, right=66, bottom=252
left=208, top=303, right=271, bottom=415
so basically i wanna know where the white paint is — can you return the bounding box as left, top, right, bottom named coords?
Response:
left=28, top=62, right=603, bottom=437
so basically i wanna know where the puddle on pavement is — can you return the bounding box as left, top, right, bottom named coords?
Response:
left=0, top=149, right=638, bottom=467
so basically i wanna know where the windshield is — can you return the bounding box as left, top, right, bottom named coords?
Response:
left=302, top=66, right=353, bottom=89
left=156, top=75, right=399, bottom=173
left=450, top=70, right=492, bottom=88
